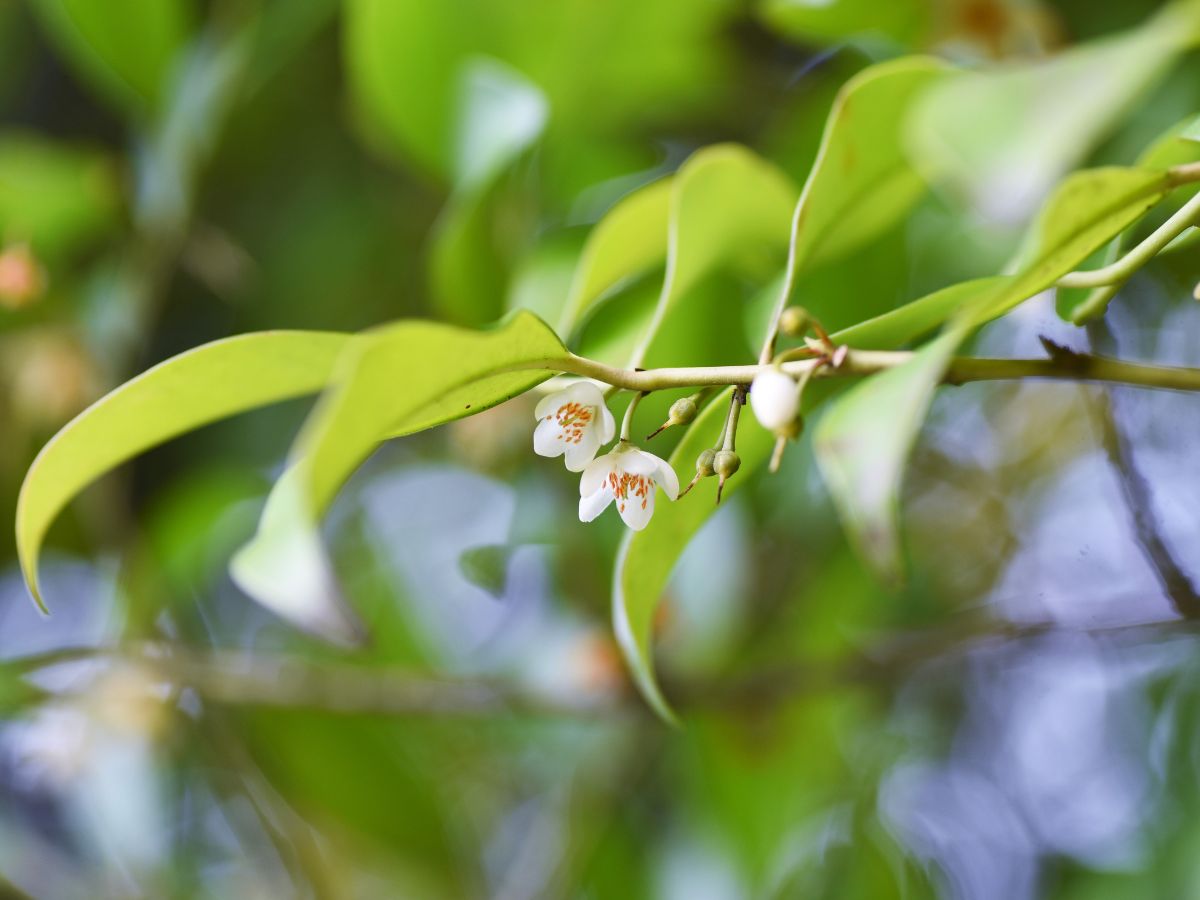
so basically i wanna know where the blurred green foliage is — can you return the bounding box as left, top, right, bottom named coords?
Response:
left=4, top=1, right=1200, bottom=898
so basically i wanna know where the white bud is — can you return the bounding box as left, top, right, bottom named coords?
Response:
left=749, top=369, right=798, bottom=432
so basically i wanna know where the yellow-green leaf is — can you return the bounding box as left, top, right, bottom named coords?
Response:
left=613, top=390, right=773, bottom=722
left=785, top=56, right=946, bottom=279
left=627, top=144, right=797, bottom=365
left=16, top=331, right=354, bottom=611
left=231, top=311, right=569, bottom=640
left=558, top=176, right=674, bottom=335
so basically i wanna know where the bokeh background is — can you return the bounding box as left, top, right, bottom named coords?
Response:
left=4, top=0, right=1200, bottom=897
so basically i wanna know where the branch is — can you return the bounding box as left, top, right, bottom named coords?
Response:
left=521, top=347, right=1200, bottom=396
left=1057, top=188, right=1200, bottom=290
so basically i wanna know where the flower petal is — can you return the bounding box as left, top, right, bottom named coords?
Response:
left=563, top=427, right=602, bottom=472
left=580, top=454, right=614, bottom=497
left=533, top=415, right=566, bottom=458
left=650, top=457, right=680, bottom=500
left=535, top=388, right=570, bottom=421
left=616, top=446, right=659, bottom=476
left=579, top=487, right=614, bottom=522
left=565, top=381, right=606, bottom=407
left=616, top=486, right=655, bottom=530
left=598, top=404, right=616, bottom=444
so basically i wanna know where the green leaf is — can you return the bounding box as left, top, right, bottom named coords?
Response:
left=613, top=390, right=774, bottom=722
left=16, top=331, right=354, bottom=612
left=908, top=2, right=1200, bottom=223
left=0, top=133, right=120, bottom=261
left=27, top=0, right=192, bottom=117
left=815, top=165, right=1174, bottom=581
left=814, top=325, right=971, bottom=578
left=784, top=56, right=946, bottom=280
left=231, top=311, right=569, bottom=641
left=627, top=144, right=797, bottom=365
left=832, top=276, right=1009, bottom=350
left=558, top=176, right=673, bottom=335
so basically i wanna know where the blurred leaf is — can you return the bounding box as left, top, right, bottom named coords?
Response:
left=558, top=177, right=673, bottom=336
left=27, top=0, right=192, bottom=117
left=244, top=0, right=339, bottom=91
left=458, top=544, right=513, bottom=597
left=816, top=165, right=1173, bottom=579
left=814, top=325, right=971, bottom=578
left=430, top=57, right=548, bottom=324
left=231, top=311, right=568, bottom=640
left=0, top=133, right=119, bottom=261
left=16, top=331, right=353, bottom=611
left=628, top=144, right=797, bottom=365
left=1184, top=114, right=1200, bottom=142
left=614, top=390, right=773, bottom=721
left=758, top=0, right=928, bottom=48
left=343, top=0, right=734, bottom=184
left=778, top=56, right=945, bottom=307
left=909, top=2, right=1200, bottom=223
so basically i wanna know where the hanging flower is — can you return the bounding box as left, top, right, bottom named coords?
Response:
left=533, top=381, right=616, bottom=472
left=579, top=442, right=679, bottom=531
left=749, top=368, right=799, bottom=432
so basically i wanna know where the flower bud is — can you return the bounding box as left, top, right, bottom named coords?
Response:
left=779, top=306, right=811, bottom=337
left=713, top=449, right=740, bottom=478
left=646, top=394, right=701, bottom=440
left=679, top=448, right=716, bottom=498
left=669, top=396, right=698, bottom=426
left=749, top=368, right=799, bottom=432
left=713, top=449, right=740, bottom=504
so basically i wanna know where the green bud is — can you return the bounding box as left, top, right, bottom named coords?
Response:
left=713, top=449, right=740, bottom=478
left=779, top=306, right=812, bottom=338
left=669, top=396, right=698, bottom=426
left=695, top=448, right=716, bottom=477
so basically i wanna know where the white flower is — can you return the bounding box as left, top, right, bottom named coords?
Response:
left=749, top=368, right=798, bottom=431
left=534, top=381, right=616, bottom=472
left=579, top=442, right=679, bottom=531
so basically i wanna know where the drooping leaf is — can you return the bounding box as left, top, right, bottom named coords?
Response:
left=16, top=331, right=354, bottom=611
left=783, top=56, right=946, bottom=282
left=231, top=311, right=569, bottom=640
left=908, top=2, right=1200, bottom=223
left=815, top=165, right=1175, bottom=581
left=27, top=0, right=192, bottom=117
left=613, top=390, right=773, bottom=722
left=557, top=177, right=673, bottom=335
left=0, top=133, right=120, bottom=261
